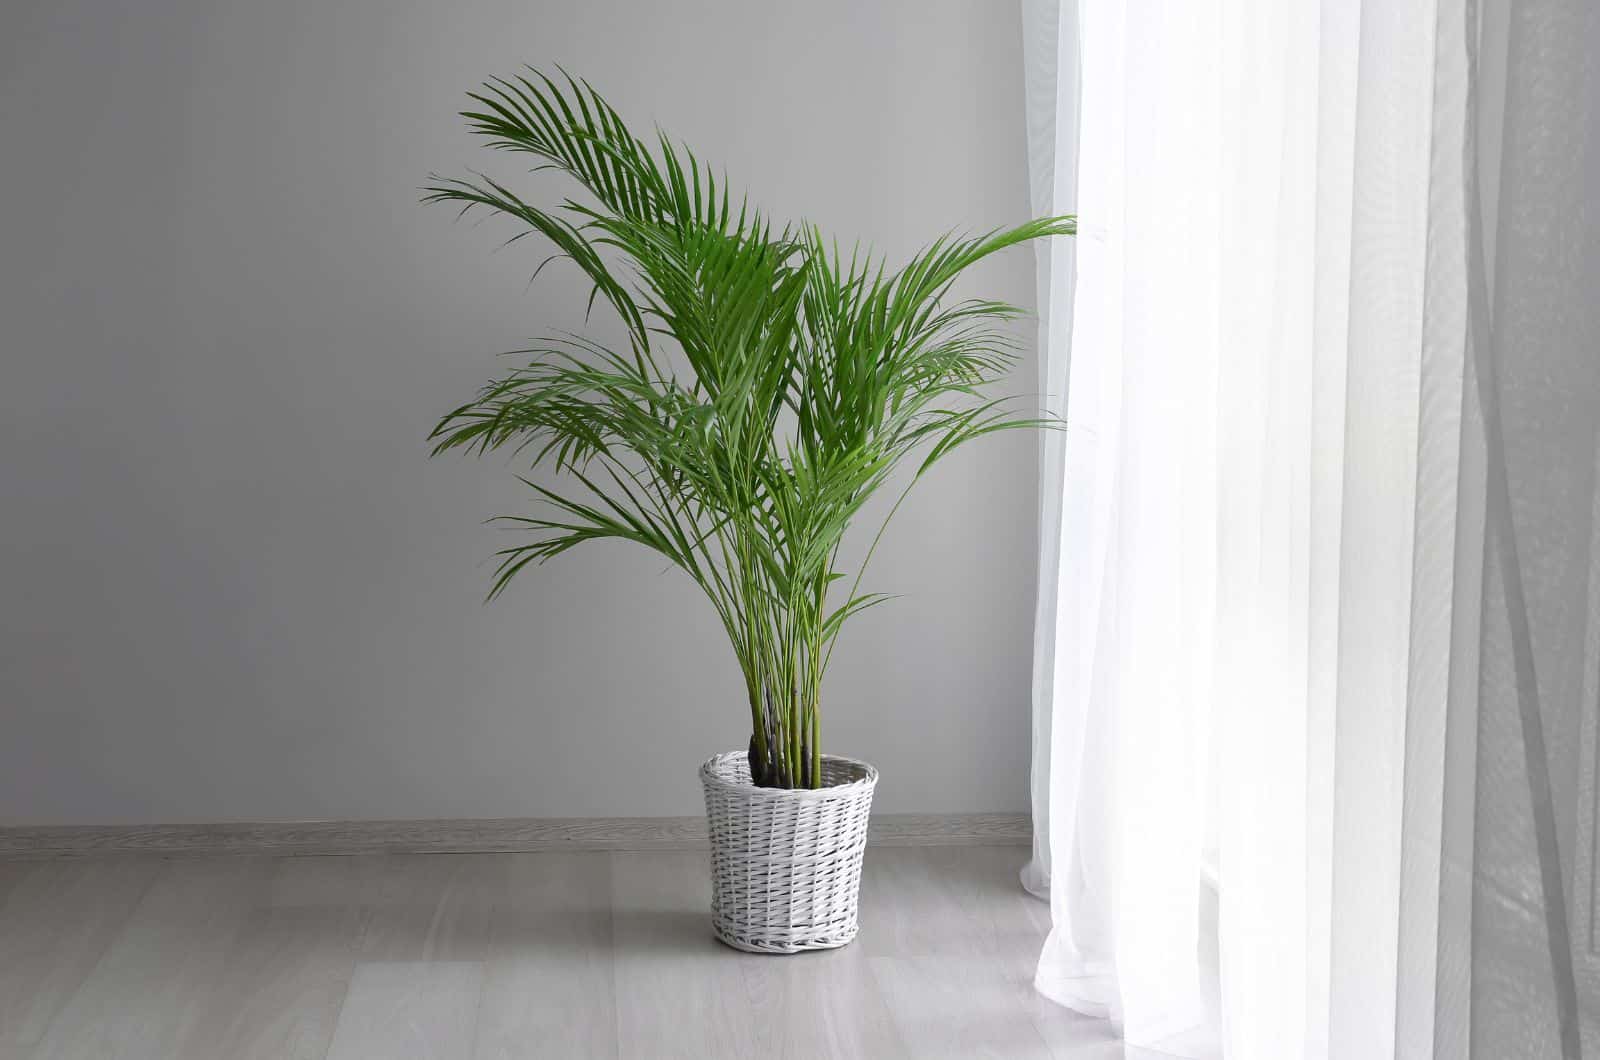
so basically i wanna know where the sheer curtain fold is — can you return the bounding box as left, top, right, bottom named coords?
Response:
left=1021, top=0, right=1079, bottom=903
left=1021, top=0, right=1597, bottom=1055
left=1024, top=0, right=1497, bottom=1056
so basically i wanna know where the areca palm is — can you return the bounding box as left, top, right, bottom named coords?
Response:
left=427, top=70, right=1074, bottom=789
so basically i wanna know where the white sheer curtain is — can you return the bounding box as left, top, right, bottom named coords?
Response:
left=1023, top=0, right=1598, bottom=1056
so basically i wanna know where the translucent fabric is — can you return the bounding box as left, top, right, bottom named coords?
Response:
left=1023, top=0, right=1598, bottom=1055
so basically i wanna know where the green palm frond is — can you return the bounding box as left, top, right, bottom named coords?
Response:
left=428, top=69, right=1074, bottom=788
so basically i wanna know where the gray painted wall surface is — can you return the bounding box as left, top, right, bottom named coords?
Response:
left=0, top=0, right=1039, bottom=823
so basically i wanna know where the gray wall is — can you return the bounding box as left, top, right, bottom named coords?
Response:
left=0, top=0, right=1040, bottom=824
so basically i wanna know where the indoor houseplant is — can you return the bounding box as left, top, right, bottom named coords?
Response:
left=427, top=70, right=1073, bottom=952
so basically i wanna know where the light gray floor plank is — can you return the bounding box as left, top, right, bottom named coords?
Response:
left=173, top=858, right=375, bottom=1060
left=324, top=961, right=484, bottom=1060
left=0, top=858, right=163, bottom=1055
left=0, top=857, right=35, bottom=906
left=871, top=955, right=1122, bottom=1060
left=610, top=850, right=774, bottom=1059
left=766, top=945, right=909, bottom=1060
left=28, top=858, right=266, bottom=1060
left=610, top=849, right=908, bottom=1060
left=471, top=852, right=617, bottom=1060
left=265, top=851, right=387, bottom=909
left=0, top=846, right=1122, bottom=1059
left=859, top=847, right=1119, bottom=1058
left=355, top=852, right=500, bottom=963
left=857, top=844, right=1053, bottom=960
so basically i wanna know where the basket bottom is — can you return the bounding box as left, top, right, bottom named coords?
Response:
left=711, top=919, right=858, bottom=954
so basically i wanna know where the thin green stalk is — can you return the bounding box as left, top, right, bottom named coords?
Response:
left=809, top=668, right=821, bottom=789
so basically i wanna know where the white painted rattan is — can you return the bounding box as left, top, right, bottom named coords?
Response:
left=699, top=751, right=879, bottom=954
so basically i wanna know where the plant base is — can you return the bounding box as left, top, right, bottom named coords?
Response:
left=699, top=750, right=878, bottom=954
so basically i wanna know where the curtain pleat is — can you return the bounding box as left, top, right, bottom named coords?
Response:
left=1020, top=0, right=1597, bottom=1054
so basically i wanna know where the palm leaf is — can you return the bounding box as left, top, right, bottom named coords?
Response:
left=427, top=69, right=1073, bottom=787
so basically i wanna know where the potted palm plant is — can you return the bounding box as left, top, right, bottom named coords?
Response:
left=427, top=70, right=1073, bottom=953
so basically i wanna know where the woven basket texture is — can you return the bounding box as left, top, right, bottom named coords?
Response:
left=699, top=750, right=879, bottom=954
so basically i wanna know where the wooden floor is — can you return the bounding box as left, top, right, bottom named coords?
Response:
left=0, top=845, right=1121, bottom=1059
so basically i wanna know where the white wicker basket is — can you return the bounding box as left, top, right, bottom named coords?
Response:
left=699, top=750, right=879, bottom=954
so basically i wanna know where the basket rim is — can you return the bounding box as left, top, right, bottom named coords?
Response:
left=699, top=749, right=878, bottom=800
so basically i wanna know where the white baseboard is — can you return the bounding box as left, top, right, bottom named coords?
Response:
left=0, top=812, right=1029, bottom=860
